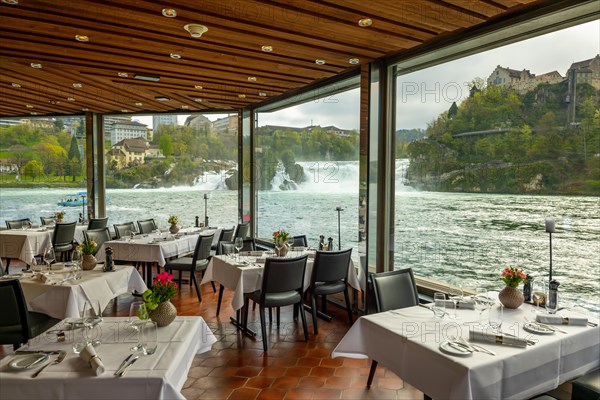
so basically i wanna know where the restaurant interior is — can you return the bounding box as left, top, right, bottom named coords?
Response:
left=1, top=1, right=599, bottom=399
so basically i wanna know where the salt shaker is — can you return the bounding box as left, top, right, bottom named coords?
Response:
left=327, top=237, right=334, bottom=251
left=523, top=274, right=533, bottom=302
left=104, top=247, right=113, bottom=272
left=195, top=216, right=199, bottom=228
left=547, top=279, right=560, bottom=313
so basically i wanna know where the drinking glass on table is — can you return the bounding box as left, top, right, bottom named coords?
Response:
left=70, top=250, right=82, bottom=280
left=448, top=283, right=463, bottom=319
left=531, top=279, right=546, bottom=313
left=43, top=246, right=55, bottom=273
left=474, top=290, right=491, bottom=328
left=140, top=320, right=158, bottom=355
left=234, top=237, right=244, bottom=261
left=489, top=303, right=503, bottom=332
left=433, top=292, right=446, bottom=319
left=287, top=236, right=295, bottom=256
left=73, top=299, right=102, bottom=353
left=128, top=301, right=149, bottom=351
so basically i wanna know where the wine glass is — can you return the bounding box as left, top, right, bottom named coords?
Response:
left=71, top=250, right=82, bottom=281
left=473, top=290, right=491, bottom=328
left=128, top=301, right=148, bottom=351
left=287, top=236, right=295, bottom=256
left=73, top=299, right=102, bottom=353
left=432, top=292, right=446, bottom=319
left=234, top=237, right=244, bottom=261
left=448, top=283, right=463, bottom=320
left=531, top=279, right=546, bottom=313
left=489, top=303, right=503, bottom=332
left=43, top=246, right=55, bottom=273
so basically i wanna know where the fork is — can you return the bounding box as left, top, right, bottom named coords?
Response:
left=32, top=351, right=66, bottom=378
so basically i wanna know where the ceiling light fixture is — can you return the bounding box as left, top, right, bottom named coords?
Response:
left=194, top=98, right=203, bottom=102
left=81, top=108, right=89, bottom=111
left=121, top=109, right=130, bottom=113
left=135, top=102, right=143, bottom=106
left=118, top=72, right=129, bottom=78
left=2, top=0, right=18, bottom=4
left=72, top=83, right=82, bottom=88
left=315, top=59, right=326, bottom=65
left=67, top=97, right=75, bottom=101
left=11, top=83, right=21, bottom=88
left=48, top=100, right=61, bottom=105
left=170, top=53, right=181, bottom=59
left=194, top=85, right=203, bottom=89
left=181, top=105, right=189, bottom=109
left=30, top=63, right=42, bottom=68
left=358, top=18, right=373, bottom=27
left=30, top=112, right=38, bottom=115
left=238, top=94, right=246, bottom=98
left=134, top=74, right=160, bottom=82
left=162, top=8, right=177, bottom=18
left=75, top=34, right=89, bottom=42
left=261, top=45, right=273, bottom=52
left=155, top=96, right=170, bottom=101
left=247, top=77, right=257, bottom=82
left=26, top=104, right=34, bottom=108
left=258, top=92, right=267, bottom=97
left=184, top=24, right=208, bottom=38
left=348, top=58, right=360, bottom=65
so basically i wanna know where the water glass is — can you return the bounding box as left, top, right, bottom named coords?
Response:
left=489, top=304, right=503, bottom=332
left=433, top=292, right=446, bottom=319
left=234, top=237, right=243, bottom=261
left=43, top=247, right=55, bottom=273
left=140, top=320, right=158, bottom=355
left=128, top=302, right=148, bottom=351
left=545, top=291, right=558, bottom=314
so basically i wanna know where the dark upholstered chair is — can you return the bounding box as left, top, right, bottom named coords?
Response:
left=40, top=216, right=56, bottom=226
left=0, top=279, right=60, bottom=350
left=211, top=226, right=235, bottom=251
left=216, top=241, right=236, bottom=256
left=113, top=222, right=136, bottom=239
left=243, top=255, right=309, bottom=352
left=572, top=369, right=600, bottom=400
left=307, top=248, right=353, bottom=334
left=292, top=235, right=308, bottom=247
left=0, top=258, right=5, bottom=276
left=242, top=238, right=256, bottom=251
left=83, top=228, right=112, bottom=255
left=51, top=221, right=77, bottom=261
left=5, top=218, right=32, bottom=229
left=164, top=233, right=215, bottom=302
left=137, top=218, right=157, bottom=234
left=88, top=217, right=108, bottom=230
left=367, top=268, right=419, bottom=388
left=234, top=222, right=249, bottom=239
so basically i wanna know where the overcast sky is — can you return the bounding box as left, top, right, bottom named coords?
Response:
left=137, top=21, right=598, bottom=131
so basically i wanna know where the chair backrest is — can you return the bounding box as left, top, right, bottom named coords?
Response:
left=191, top=233, right=215, bottom=266
left=88, top=217, right=108, bottom=230
left=113, top=222, right=136, bottom=239
left=52, top=221, right=77, bottom=247
left=0, top=279, right=31, bottom=346
left=234, top=222, right=249, bottom=239
left=370, top=268, right=419, bottom=312
left=312, top=248, right=352, bottom=283
left=242, top=238, right=256, bottom=251
left=292, top=235, right=308, bottom=247
left=217, top=241, right=236, bottom=255
left=137, top=218, right=157, bottom=234
left=219, top=227, right=235, bottom=242
left=5, top=218, right=32, bottom=229
left=83, top=228, right=112, bottom=254
left=261, top=255, right=308, bottom=299
left=40, top=216, right=56, bottom=226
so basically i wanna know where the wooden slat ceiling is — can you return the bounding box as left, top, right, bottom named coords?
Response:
left=0, top=0, right=542, bottom=117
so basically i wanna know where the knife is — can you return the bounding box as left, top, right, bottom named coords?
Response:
left=15, top=350, right=60, bottom=355
left=116, top=353, right=137, bottom=374
left=23, top=353, right=50, bottom=368
left=116, top=356, right=139, bottom=377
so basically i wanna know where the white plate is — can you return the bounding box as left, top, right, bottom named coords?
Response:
left=523, top=322, right=555, bottom=335
left=9, top=354, right=51, bottom=370
left=439, top=341, right=473, bottom=357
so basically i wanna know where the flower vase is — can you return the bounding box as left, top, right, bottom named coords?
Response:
left=81, top=254, right=97, bottom=270
left=150, top=300, right=177, bottom=327
left=275, top=244, right=289, bottom=257
left=169, top=224, right=179, bottom=234
left=498, top=285, right=524, bottom=309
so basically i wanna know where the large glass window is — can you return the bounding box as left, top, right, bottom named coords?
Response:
left=255, top=88, right=361, bottom=253
left=393, top=22, right=599, bottom=311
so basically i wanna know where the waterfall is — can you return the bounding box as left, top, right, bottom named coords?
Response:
left=193, top=169, right=233, bottom=190
left=395, top=158, right=414, bottom=193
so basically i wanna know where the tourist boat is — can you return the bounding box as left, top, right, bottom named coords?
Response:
left=57, top=192, right=87, bottom=207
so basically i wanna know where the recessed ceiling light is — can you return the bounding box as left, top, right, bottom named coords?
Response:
left=315, top=59, right=326, bottom=65
left=30, top=112, right=38, bottom=115
left=121, top=109, right=130, bottom=113
left=135, top=102, right=143, bottom=106
left=162, top=8, right=177, bottom=18
left=30, top=63, right=42, bottom=68
left=170, top=53, right=181, bottom=59
left=48, top=100, right=61, bottom=105
left=134, top=74, right=160, bottom=82
left=67, top=97, right=75, bottom=101
left=261, top=45, right=273, bottom=52
left=194, top=85, right=203, bottom=89
left=194, top=98, right=203, bottom=102
left=348, top=58, right=360, bottom=65
left=155, top=96, right=170, bottom=101
left=238, top=94, right=246, bottom=98
left=75, top=34, right=89, bottom=42
left=181, top=105, right=189, bottom=109
left=258, top=92, right=267, bottom=97
left=72, top=83, right=82, bottom=88
left=247, top=77, right=257, bottom=82
left=358, top=18, right=372, bottom=27
left=184, top=24, right=208, bottom=38
left=2, top=0, right=18, bottom=4
left=26, top=104, right=34, bottom=108
left=81, top=108, right=89, bottom=111
left=11, top=83, right=21, bottom=88
left=118, top=72, right=129, bottom=78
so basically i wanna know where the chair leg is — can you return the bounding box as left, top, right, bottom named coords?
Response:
left=178, top=270, right=182, bottom=288
left=367, top=360, right=378, bottom=388
left=268, top=308, right=273, bottom=324
left=311, top=293, right=318, bottom=334
left=344, top=287, right=353, bottom=325
left=216, top=284, right=224, bottom=316
left=276, top=307, right=280, bottom=327
left=259, top=306, right=268, bottom=352
left=6, top=258, right=11, bottom=271
left=321, top=295, right=327, bottom=313
left=298, top=301, right=308, bottom=341
left=191, top=271, right=202, bottom=302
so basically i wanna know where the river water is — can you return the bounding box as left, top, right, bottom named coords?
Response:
left=1, top=160, right=598, bottom=312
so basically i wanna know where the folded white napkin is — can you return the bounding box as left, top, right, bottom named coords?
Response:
left=469, top=327, right=528, bottom=348
left=437, top=300, right=475, bottom=310
left=241, top=251, right=263, bottom=257
left=37, top=274, right=59, bottom=285
left=80, top=343, right=104, bottom=375
left=536, top=314, right=587, bottom=326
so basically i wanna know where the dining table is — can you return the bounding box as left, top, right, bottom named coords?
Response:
left=11, top=264, right=147, bottom=319
left=0, top=316, right=217, bottom=400
left=331, top=294, right=600, bottom=400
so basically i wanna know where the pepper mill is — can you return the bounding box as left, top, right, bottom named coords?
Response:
left=318, top=235, right=325, bottom=250
left=327, top=237, right=334, bottom=251
left=195, top=216, right=199, bottom=228
left=104, top=247, right=113, bottom=272
left=547, top=279, right=560, bottom=313
left=523, top=274, right=533, bottom=302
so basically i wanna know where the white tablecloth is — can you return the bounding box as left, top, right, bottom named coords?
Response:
left=332, top=302, right=600, bottom=399
left=201, top=252, right=361, bottom=311
left=96, top=228, right=219, bottom=267
left=0, top=229, right=52, bottom=265
left=19, top=265, right=147, bottom=319
left=0, top=316, right=217, bottom=400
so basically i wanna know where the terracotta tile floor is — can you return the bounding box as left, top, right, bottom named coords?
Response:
left=1, top=265, right=425, bottom=400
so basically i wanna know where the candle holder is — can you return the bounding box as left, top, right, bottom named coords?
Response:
left=335, top=206, right=343, bottom=250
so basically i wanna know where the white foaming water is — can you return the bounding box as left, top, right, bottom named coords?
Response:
left=295, top=161, right=359, bottom=193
